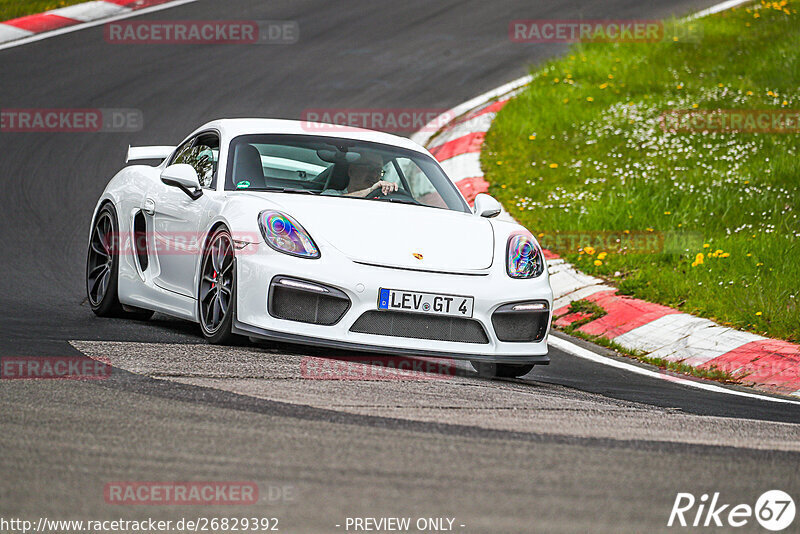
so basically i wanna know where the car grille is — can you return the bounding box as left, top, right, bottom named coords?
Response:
left=269, top=278, right=350, bottom=326
left=350, top=311, right=489, bottom=344
left=491, top=301, right=550, bottom=342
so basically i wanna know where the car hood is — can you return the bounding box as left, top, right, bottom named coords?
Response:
left=245, top=193, right=494, bottom=272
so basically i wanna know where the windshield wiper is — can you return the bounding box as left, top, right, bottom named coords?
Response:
left=375, top=197, right=420, bottom=206
left=255, top=187, right=316, bottom=194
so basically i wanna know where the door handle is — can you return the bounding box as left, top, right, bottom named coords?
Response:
left=142, top=198, right=155, bottom=215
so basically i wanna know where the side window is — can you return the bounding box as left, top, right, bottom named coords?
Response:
left=171, top=133, right=220, bottom=189
left=172, top=138, right=195, bottom=166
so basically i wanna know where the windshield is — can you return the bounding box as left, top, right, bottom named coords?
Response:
left=225, top=134, right=469, bottom=212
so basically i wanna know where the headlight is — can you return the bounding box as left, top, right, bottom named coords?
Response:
left=258, top=210, right=320, bottom=258
left=507, top=233, right=544, bottom=278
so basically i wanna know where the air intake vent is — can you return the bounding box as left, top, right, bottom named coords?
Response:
left=491, top=301, right=550, bottom=342
left=133, top=211, right=148, bottom=271
left=350, top=311, right=489, bottom=344
left=269, top=277, right=350, bottom=326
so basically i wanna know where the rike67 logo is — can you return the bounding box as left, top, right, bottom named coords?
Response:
left=668, top=490, right=795, bottom=530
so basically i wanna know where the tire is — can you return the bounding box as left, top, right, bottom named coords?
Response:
left=198, top=227, right=237, bottom=344
left=470, top=361, right=535, bottom=378
left=86, top=203, right=154, bottom=320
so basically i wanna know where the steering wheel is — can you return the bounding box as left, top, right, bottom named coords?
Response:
left=364, top=187, right=418, bottom=203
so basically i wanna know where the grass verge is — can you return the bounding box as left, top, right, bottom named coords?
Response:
left=483, top=1, right=800, bottom=342
left=0, top=0, right=88, bottom=22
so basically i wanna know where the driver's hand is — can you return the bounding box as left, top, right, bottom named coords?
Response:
left=371, top=180, right=399, bottom=195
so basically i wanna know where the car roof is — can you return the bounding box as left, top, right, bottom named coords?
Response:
left=190, top=118, right=432, bottom=156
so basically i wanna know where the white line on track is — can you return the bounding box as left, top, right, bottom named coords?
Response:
left=549, top=335, right=800, bottom=406
left=687, top=0, right=753, bottom=20
left=0, top=0, right=199, bottom=51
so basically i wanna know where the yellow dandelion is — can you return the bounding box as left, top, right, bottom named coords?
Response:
left=586, top=97, right=594, bottom=102
left=720, top=252, right=730, bottom=258
left=703, top=243, right=710, bottom=248
left=594, top=260, right=602, bottom=266
left=563, top=98, right=569, bottom=104
left=746, top=90, right=753, bottom=95
left=692, top=104, right=699, bottom=108
left=608, top=74, right=614, bottom=79
left=584, top=246, right=596, bottom=255
left=677, top=84, right=683, bottom=90
left=646, top=228, right=654, bottom=232
left=599, top=83, right=608, bottom=89
left=496, top=161, right=503, bottom=165
left=597, top=252, right=608, bottom=260
left=718, top=83, right=724, bottom=88
left=549, top=163, right=558, bottom=168
left=501, top=184, right=507, bottom=189
left=783, top=100, right=789, bottom=106
left=664, top=211, right=671, bottom=215
left=694, top=253, right=704, bottom=265
left=755, top=311, right=762, bottom=316
left=529, top=134, right=536, bottom=140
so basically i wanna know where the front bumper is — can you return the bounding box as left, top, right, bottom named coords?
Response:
left=234, top=242, right=553, bottom=364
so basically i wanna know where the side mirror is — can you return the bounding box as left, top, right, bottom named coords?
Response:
left=473, top=193, right=502, bottom=218
left=161, top=164, right=202, bottom=199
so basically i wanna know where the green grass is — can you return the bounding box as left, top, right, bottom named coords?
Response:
left=484, top=1, right=800, bottom=342
left=0, top=0, right=88, bottom=21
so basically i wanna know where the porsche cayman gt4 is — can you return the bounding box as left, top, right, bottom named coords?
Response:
left=86, top=119, right=552, bottom=377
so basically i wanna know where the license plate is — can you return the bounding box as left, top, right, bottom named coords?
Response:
left=378, top=288, right=474, bottom=318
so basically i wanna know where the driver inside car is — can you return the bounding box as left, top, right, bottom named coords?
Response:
left=323, top=150, right=399, bottom=197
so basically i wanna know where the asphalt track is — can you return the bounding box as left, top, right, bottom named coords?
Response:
left=2, top=1, right=800, bottom=532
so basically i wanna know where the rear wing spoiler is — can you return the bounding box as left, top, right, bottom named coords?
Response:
left=126, top=145, right=175, bottom=163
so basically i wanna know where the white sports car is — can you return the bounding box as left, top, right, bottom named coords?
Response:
left=87, top=119, right=552, bottom=377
